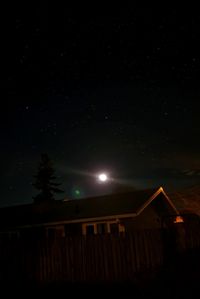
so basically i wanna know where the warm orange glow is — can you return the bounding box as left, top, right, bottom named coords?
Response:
left=174, top=216, right=184, bottom=223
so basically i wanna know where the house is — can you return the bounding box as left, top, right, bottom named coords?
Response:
left=0, top=187, right=181, bottom=239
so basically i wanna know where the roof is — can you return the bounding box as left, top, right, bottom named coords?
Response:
left=0, top=187, right=178, bottom=230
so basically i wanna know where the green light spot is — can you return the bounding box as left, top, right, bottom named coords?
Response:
left=75, top=189, right=80, bottom=196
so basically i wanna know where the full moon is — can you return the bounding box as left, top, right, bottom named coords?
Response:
left=98, top=173, right=108, bottom=182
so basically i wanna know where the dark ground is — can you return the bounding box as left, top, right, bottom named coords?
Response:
left=2, top=249, right=200, bottom=298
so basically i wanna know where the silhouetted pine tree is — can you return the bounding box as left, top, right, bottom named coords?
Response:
left=33, top=153, right=63, bottom=203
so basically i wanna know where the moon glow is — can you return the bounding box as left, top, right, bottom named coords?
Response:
left=98, top=173, right=108, bottom=182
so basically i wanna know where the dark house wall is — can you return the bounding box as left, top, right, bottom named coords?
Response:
left=64, top=223, right=82, bottom=236
left=122, top=205, right=161, bottom=231
left=121, top=194, right=177, bottom=231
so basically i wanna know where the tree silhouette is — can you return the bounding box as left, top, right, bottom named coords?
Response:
left=33, top=153, right=63, bottom=203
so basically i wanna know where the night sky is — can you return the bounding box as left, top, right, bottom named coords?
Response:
left=1, top=7, right=200, bottom=206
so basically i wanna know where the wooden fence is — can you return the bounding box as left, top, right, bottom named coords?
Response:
left=0, top=230, right=163, bottom=283
left=0, top=225, right=200, bottom=284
